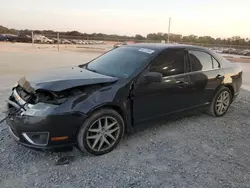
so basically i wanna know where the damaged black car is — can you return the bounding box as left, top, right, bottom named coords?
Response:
left=6, top=44, right=242, bottom=155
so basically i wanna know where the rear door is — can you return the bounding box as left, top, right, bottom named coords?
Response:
left=187, top=49, right=224, bottom=106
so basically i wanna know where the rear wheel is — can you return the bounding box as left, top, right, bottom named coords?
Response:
left=208, top=87, right=232, bottom=117
left=77, top=109, right=125, bottom=156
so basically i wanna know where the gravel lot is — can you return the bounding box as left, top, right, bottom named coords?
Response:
left=0, top=44, right=250, bottom=188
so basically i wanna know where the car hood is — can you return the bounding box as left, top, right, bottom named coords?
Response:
left=17, top=66, right=118, bottom=93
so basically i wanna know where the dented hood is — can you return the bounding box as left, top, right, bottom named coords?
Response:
left=18, top=66, right=118, bottom=92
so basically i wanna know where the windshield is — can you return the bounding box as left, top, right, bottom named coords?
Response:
left=84, top=46, right=156, bottom=78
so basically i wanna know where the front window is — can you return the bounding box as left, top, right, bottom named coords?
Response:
left=82, top=46, right=156, bottom=78
left=149, top=49, right=185, bottom=77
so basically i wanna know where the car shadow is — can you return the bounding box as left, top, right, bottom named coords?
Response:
left=1, top=110, right=203, bottom=167
left=127, top=109, right=205, bottom=136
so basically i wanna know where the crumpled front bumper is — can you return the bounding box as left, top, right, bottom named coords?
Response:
left=6, top=111, right=87, bottom=150
left=6, top=89, right=87, bottom=150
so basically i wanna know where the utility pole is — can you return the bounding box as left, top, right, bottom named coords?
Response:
left=167, top=17, right=171, bottom=43
left=57, top=33, right=59, bottom=51
left=31, top=31, right=34, bottom=46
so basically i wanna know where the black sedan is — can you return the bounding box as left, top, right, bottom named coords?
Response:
left=6, top=44, right=242, bottom=155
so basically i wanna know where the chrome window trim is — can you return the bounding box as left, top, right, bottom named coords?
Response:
left=161, top=67, right=220, bottom=79
left=134, top=48, right=222, bottom=84
left=186, top=68, right=220, bottom=74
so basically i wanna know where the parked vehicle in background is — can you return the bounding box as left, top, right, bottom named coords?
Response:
left=6, top=44, right=242, bottom=156
left=95, top=41, right=105, bottom=44
left=113, top=41, right=135, bottom=48
left=0, top=34, right=31, bottom=43
left=0, top=34, right=7, bottom=41
left=71, top=39, right=79, bottom=44
left=238, top=49, right=250, bottom=56
left=34, top=35, right=53, bottom=44
left=222, top=48, right=229, bottom=53
left=0, top=34, right=18, bottom=42
left=60, top=39, right=72, bottom=44
left=229, top=48, right=236, bottom=54
left=14, top=34, right=32, bottom=43
left=223, top=48, right=237, bottom=54
left=215, top=48, right=223, bottom=53
left=113, top=42, right=128, bottom=48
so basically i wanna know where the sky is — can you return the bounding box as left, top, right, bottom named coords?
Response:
left=0, top=0, right=250, bottom=38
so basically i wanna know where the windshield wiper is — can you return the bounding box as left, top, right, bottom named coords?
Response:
left=86, top=67, right=98, bottom=73
left=83, top=65, right=116, bottom=77
left=79, top=64, right=96, bottom=72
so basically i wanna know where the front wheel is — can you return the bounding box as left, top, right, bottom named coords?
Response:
left=208, top=87, right=232, bottom=117
left=77, top=109, right=125, bottom=156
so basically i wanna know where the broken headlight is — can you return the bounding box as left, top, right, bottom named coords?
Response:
left=34, top=90, right=69, bottom=105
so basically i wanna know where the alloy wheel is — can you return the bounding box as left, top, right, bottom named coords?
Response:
left=86, top=116, right=120, bottom=152
left=215, top=91, right=230, bottom=115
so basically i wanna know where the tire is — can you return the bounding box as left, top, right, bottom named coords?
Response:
left=77, top=108, right=125, bottom=156
left=208, top=87, right=232, bottom=117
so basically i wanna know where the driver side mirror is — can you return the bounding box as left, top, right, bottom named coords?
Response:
left=143, top=72, right=163, bottom=84
left=137, top=72, right=163, bottom=85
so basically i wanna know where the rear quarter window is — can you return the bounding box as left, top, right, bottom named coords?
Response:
left=212, top=57, right=220, bottom=68
left=188, top=50, right=213, bottom=71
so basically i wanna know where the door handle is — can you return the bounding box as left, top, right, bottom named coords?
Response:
left=176, top=80, right=189, bottom=88
left=216, top=74, right=224, bottom=80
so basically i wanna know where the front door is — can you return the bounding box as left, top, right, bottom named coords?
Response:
left=132, top=49, right=193, bottom=124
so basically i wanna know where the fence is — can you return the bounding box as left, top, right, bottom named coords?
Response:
left=33, top=32, right=250, bottom=50
left=1, top=32, right=250, bottom=55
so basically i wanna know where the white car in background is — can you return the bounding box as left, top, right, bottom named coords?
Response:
left=216, top=48, right=223, bottom=53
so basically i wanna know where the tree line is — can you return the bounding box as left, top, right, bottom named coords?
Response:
left=1, top=25, right=250, bottom=46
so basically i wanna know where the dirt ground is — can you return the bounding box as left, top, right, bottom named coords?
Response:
left=0, top=42, right=112, bottom=53
left=1, top=42, right=250, bottom=63
left=224, top=57, right=250, bottom=63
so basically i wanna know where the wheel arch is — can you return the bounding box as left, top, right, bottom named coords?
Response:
left=214, top=84, right=234, bottom=97
left=76, top=103, right=128, bottom=155
left=224, top=84, right=234, bottom=97
left=208, top=84, right=234, bottom=117
left=86, top=103, right=132, bottom=133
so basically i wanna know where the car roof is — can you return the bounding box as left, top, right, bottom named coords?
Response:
left=126, top=43, right=208, bottom=52
left=125, top=43, right=227, bottom=64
